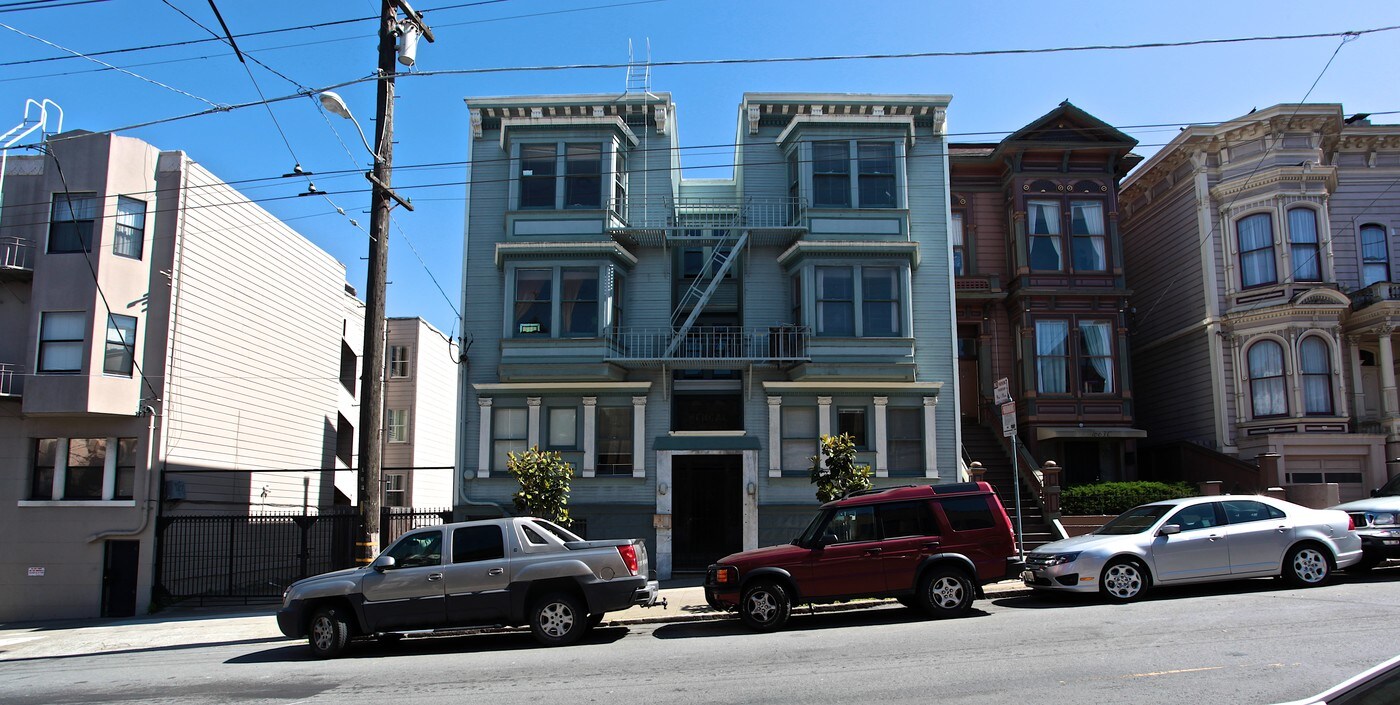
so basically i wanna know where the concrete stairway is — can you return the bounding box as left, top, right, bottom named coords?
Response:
left=960, top=419, right=1059, bottom=553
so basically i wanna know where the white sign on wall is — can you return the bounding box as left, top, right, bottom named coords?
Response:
left=27, top=567, right=44, bottom=577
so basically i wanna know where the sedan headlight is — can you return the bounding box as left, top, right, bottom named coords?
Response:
left=1043, top=552, right=1081, bottom=566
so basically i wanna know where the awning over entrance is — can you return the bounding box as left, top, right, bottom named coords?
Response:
left=655, top=434, right=762, bottom=451
left=1035, top=427, right=1147, bottom=441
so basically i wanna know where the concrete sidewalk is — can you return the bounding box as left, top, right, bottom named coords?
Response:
left=0, top=579, right=1031, bottom=662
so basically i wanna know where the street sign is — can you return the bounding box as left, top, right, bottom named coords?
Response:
left=993, top=377, right=1010, bottom=406
left=1001, top=403, right=1017, bottom=437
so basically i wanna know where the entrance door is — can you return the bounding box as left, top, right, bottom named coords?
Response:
left=102, top=540, right=140, bottom=618
left=957, top=324, right=980, bottom=420
left=672, top=455, right=743, bottom=572
left=1062, top=441, right=1103, bottom=486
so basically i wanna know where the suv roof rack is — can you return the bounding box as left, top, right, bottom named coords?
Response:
left=841, top=484, right=920, bottom=499
left=928, top=482, right=983, bottom=495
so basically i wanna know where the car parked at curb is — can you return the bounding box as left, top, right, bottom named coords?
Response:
left=704, top=482, right=1017, bottom=632
left=277, top=517, right=658, bottom=657
left=1331, top=474, right=1400, bottom=572
left=1022, top=495, right=1362, bottom=602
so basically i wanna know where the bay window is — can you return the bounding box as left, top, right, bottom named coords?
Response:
left=1078, top=320, right=1114, bottom=394
left=861, top=267, right=900, bottom=337
left=1287, top=208, right=1322, bottom=282
left=816, top=267, right=855, bottom=336
left=565, top=144, right=602, bottom=208
left=813, top=142, right=850, bottom=208
left=811, top=140, right=900, bottom=209
left=1248, top=340, right=1287, bottom=417
left=857, top=142, right=896, bottom=208
left=560, top=267, right=599, bottom=337
left=1027, top=200, right=1062, bottom=271
left=814, top=265, right=905, bottom=337
left=519, top=144, right=557, bottom=209
left=1070, top=201, right=1106, bottom=271
left=1035, top=320, right=1069, bottom=394
left=1237, top=213, right=1277, bottom=288
left=513, top=269, right=552, bottom=336
left=517, top=142, right=608, bottom=210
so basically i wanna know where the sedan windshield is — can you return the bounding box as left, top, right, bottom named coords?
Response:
left=1094, top=505, right=1173, bottom=535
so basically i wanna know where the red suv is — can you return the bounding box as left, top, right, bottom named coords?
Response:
left=705, top=482, right=1017, bottom=631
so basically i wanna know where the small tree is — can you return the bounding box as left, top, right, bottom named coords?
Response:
left=809, top=433, right=873, bottom=503
left=507, top=445, right=574, bottom=526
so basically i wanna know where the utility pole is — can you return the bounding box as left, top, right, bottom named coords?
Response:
left=355, top=0, right=432, bottom=566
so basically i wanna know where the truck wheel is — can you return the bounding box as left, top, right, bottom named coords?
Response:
left=529, top=592, right=586, bottom=647
left=739, top=580, right=791, bottom=632
left=308, top=605, right=351, bottom=659
left=917, top=566, right=974, bottom=618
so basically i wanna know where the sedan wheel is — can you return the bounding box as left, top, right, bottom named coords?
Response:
left=1100, top=559, right=1147, bottom=602
left=1283, top=545, right=1330, bottom=587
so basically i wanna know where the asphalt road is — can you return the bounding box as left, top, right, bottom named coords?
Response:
left=2, top=569, right=1398, bottom=705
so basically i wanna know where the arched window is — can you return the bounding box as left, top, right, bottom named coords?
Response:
left=1361, top=224, right=1390, bottom=286
left=1237, top=213, right=1277, bottom=288
left=1248, top=340, right=1287, bottom=417
left=1299, top=337, right=1333, bottom=415
left=1287, top=208, right=1321, bottom=281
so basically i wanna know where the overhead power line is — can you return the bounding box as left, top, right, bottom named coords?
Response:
left=0, top=0, right=110, bottom=13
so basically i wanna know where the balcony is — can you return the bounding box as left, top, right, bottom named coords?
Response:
left=0, top=363, right=22, bottom=398
left=607, top=196, right=807, bottom=247
left=0, top=237, right=34, bottom=280
left=1349, top=281, right=1400, bottom=311
left=605, top=326, right=810, bottom=368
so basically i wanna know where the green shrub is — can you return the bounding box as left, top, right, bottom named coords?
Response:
left=810, top=433, right=873, bottom=503
left=1061, top=481, right=1197, bottom=516
left=506, top=446, right=574, bottom=527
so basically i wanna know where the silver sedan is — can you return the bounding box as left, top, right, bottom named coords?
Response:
left=1022, top=495, right=1362, bottom=602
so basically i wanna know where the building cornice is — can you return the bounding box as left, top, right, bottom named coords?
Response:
left=494, top=241, right=638, bottom=270
left=777, top=240, right=920, bottom=269
left=1208, top=164, right=1337, bottom=202
left=474, top=381, right=653, bottom=394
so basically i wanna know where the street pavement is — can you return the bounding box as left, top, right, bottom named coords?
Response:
left=0, top=578, right=1030, bottom=661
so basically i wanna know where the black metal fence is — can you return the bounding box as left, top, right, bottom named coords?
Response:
left=154, top=507, right=453, bottom=605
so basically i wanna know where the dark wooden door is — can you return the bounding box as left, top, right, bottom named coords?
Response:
left=672, top=456, right=742, bottom=572
left=102, top=540, right=140, bottom=618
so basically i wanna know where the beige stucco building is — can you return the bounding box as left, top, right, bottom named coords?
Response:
left=382, top=317, right=457, bottom=508
left=0, top=130, right=365, bottom=620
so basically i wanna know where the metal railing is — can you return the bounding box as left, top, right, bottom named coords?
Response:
left=606, top=325, right=810, bottom=362
left=1349, top=281, right=1400, bottom=310
left=608, top=196, right=807, bottom=230
left=0, top=363, right=20, bottom=397
left=0, top=237, right=33, bottom=273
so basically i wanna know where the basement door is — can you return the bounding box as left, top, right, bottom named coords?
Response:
left=102, top=540, right=140, bottom=618
left=671, top=455, right=743, bottom=573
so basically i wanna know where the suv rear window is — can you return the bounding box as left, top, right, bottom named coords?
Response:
left=937, top=496, right=996, bottom=531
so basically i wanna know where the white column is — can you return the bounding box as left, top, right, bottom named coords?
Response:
left=102, top=436, right=118, bottom=500
left=631, top=395, right=647, bottom=478
left=526, top=397, right=542, bottom=449
left=873, top=396, right=889, bottom=478
left=1379, top=327, right=1397, bottom=417
left=476, top=398, right=492, bottom=478
left=923, top=396, right=939, bottom=479
left=52, top=437, right=69, bottom=499
left=767, top=396, right=782, bottom=478
left=1348, top=335, right=1366, bottom=418
left=581, top=397, right=597, bottom=478
left=817, top=396, right=832, bottom=461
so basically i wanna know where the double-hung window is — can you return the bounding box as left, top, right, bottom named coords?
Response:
left=560, top=267, right=599, bottom=337
left=838, top=407, right=868, bottom=449
left=596, top=406, right=632, bottom=475
left=1248, top=341, right=1287, bottom=417
left=387, top=408, right=409, bottom=443
left=816, top=267, right=855, bottom=336
left=519, top=145, right=557, bottom=209
left=811, top=140, right=899, bottom=209
left=389, top=345, right=410, bottom=378
left=49, top=193, right=98, bottom=253
left=518, top=142, right=606, bottom=210
left=1077, top=320, right=1114, bottom=394
left=861, top=267, right=900, bottom=337
left=857, top=142, right=896, bottom=208
left=1035, top=320, right=1070, bottom=394
left=815, top=265, right=903, bottom=337
left=513, top=267, right=601, bottom=338
left=564, top=144, right=602, bottom=208
left=104, top=314, right=137, bottom=376
left=1070, top=201, right=1106, bottom=271
left=1237, top=213, right=1277, bottom=288
left=812, top=142, right=851, bottom=208
left=548, top=407, right=577, bottom=449
left=781, top=406, right=817, bottom=471
left=514, top=269, right=552, bottom=336
left=383, top=473, right=407, bottom=507
left=887, top=408, right=923, bottom=471
left=1027, top=200, right=1062, bottom=271
left=39, top=311, right=85, bottom=373
left=1288, top=208, right=1322, bottom=282
left=493, top=408, right=528, bottom=471
left=951, top=212, right=966, bottom=276
left=612, top=151, right=626, bottom=213
left=114, top=197, right=146, bottom=259
left=1361, top=224, right=1390, bottom=286
left=1300, top=337, right=1333, bottom=415
left=30, top=437, right=137, bottom=501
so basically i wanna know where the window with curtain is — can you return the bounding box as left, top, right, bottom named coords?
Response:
left=1300, top=337, right=1333, bottom=415
left=1248, top=341, right=1288, bottom=417
left=560, top=267, right=599, bottom=337
left=1237, top=214, right=1277, bottom=288
left=48, top=192, right=98, bottom=253
left=493, top=408, right=528, bottom=471
left=1070, top=200, right=1107, bottom=272
left=857, top=142, right=896, bottom=208
left=1078, top=320, right=1114, bottom=394
left=861, top=267, right=900, bottom=337
left=816, top=266, right=855, bottom=336
left=1361, top=224, right=1390, bottom=287
left=513, top=269, right=552, bottom=337
left=1287, top=208, right=1322, bottom=282
left=1035, top=320, right=1069, bottom=394
left=39, top=311, right=85, bottom=373
left=1027, top=200, right=1062, bottom=271
left=113, top=196, right=146, bottom=259
left=812, top=141, right=851, bottom=208
left=518, top=144, right=557, bottom=209
left=104, top=314, right=137, bottom=376
left=564, top=143, right=602, bottom=208
left=951, top=212, right=966, bottom=276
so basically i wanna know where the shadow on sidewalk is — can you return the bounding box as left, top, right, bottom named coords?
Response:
left=650, top=604, right=989, bottom=639
left=227, top=625, right=632, bottom=664
left=0, top=636, right=290, bottom=664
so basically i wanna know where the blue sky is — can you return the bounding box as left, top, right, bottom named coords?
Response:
left=3, top=0, right=1399, bottom=335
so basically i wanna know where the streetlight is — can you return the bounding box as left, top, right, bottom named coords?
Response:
left=319, top=91, right=379, bottom=164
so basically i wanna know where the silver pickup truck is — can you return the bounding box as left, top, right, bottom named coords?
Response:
left=277, top=516, right=658, bottom=657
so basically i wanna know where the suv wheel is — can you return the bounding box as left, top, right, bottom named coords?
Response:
left=739, top=580, right=792, bottom=632
left=1282, top=544, right=1330, bottom=587
left=529, top=592, right=586, bottom=647
left=308, top=605, right=351, bottom=659
left=1100, top=558, right=1148, bottom=603
left=917, top=567, right=973, bottom=618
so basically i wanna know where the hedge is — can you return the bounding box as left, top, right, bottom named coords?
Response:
left=1061, top=481, right=1197, bottom=516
